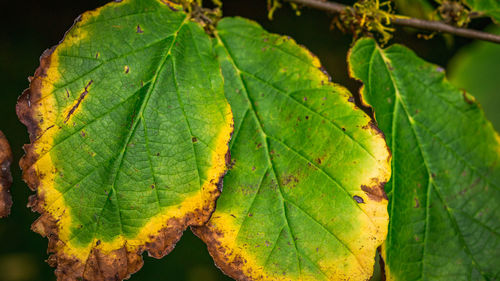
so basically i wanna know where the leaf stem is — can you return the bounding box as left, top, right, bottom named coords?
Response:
left=284, top=0, right=500, bottom=44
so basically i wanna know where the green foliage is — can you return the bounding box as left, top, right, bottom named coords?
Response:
left=8, top=0, right=500, bottom=280
left=349, top=37, right=500, bottom=281
left=193, top=17, right=390, bottom=281
left=464, top=0, right=500, bottom=23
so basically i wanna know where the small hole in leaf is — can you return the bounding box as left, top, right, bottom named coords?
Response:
left=353, top=195, right=364, bottom=204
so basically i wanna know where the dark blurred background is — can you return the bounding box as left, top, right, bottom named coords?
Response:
left=0, top=1, right=498, bottom=280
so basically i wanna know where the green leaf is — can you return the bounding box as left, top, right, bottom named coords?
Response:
left=16, top=0, right=232, bottom=279
left=348, top=38, right=500, bottom=281
left=464, top=0, right=500, bottom=23
left=448, top=26, right=500, bottom=131
left=0, top=131, right=12, bottom=218
left=193, top=18, right=391, bottom=281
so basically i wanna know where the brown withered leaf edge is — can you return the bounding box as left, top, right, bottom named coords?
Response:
left=16, top=15, right=231, bottom=281
left=192, top=225, right=253, bottom=281
left=0, top=130, right=13, bottom=218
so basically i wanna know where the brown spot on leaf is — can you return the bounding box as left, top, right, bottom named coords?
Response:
left=363, top=120, right=385, bottom=138
left=414, top=197, right=420, bottom=208
left=462, top=90, right=475, bottom=105
left=0, top=131, right=13, bottom=218
left=319, top=66, right=332, bottom=82
left=136, top=25, right=143, bottom=33
left=227, top=159, right=236, bottom=170
left=282, top=174, right=299, bottom=188
left=361, top=180, right=388, bottom=202
left=64, top=80, right=93, bottom=124
left=124, top=65, right=130, bottom=74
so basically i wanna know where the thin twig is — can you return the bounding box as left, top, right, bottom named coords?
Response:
left=285, top=0, right=500, bottom=44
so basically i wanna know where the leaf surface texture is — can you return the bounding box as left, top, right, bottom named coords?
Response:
left=349, top=38, right=500, bottom=281
left=16, top=0, right=232, bottom=279
left=193, top=18, right=391, bottom=281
